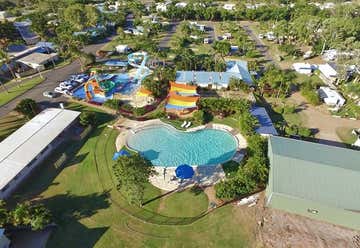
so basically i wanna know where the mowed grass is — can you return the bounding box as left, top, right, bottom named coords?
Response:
left=0, top=112, right=26, bottom=141
left=0, top=76, right=45, bottom=106
left=12, top=103, right=255, bottom=248
left=157, top=188, right=208, bottom=217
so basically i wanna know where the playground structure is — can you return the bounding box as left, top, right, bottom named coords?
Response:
left=165, top=82, right=199, bottom=115
left=82, top=52, right=152, bottom=102
left=84, top=71, right=116, bottom=101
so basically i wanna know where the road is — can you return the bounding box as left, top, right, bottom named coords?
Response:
left=0, top=37, right=114, bottom=117
left=240, top=22, right=275, bottom=64
left=158, top=21, right=179, bottom=49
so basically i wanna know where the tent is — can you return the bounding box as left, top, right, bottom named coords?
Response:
left=175, top=164, right=194, bottom=179
left=112, top=149, right=130, bottom=160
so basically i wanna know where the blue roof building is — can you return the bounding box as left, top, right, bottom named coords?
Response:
left=250, top=106, right=278, bottom=136
left=176, top=60, right=253, bottom=89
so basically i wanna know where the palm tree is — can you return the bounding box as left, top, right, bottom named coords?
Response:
left=0, top=49, right=17, bottom=81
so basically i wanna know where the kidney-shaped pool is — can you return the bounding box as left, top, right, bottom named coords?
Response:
left=126, top=125, right=237, bottom=167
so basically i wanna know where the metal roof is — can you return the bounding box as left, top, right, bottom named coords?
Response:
left=250, top=106, right=278, bottom=136
left=176, top=60, right=253, bottom=86
left=268, top=136, right=360, bottom=211
left=0, top=108, right=80, bottom=191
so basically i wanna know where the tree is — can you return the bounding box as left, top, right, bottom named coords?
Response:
left=213, top=41, right=231, bottom=60
left=0, top=201, right=8, bottom=226
left=228, top=78, right=250, bottom=92
left=239, top=111, right=258, bottom=137
left=193, top=110, right=212, bottom=124
left=0, top=48, right=16, bottom=81
left=112, top=154, right=156, bottom=206
left=78, top=52, right=95, bottom=70
left=79, top=111, right=97, bottom=126
left=15, top=98, right=38, bottom=119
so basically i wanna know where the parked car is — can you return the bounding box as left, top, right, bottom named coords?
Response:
left=43, top=91, right=56, bottom=98
left=258, top=34, right=264, bottom=39
left=54, top=87, right=66, bottom=94
left=59, top=82, right=73, bottom=90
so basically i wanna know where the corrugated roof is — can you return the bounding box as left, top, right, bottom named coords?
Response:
left=250, top=106, right=278, bottom=136
left=268, top=136, right=360, bottom=211
left=0, top=108, right=80, bottom=190
left=176, top=60, right=253, bottom=86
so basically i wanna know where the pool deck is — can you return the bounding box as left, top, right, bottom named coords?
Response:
left=113, top=118, right=247, bottom=191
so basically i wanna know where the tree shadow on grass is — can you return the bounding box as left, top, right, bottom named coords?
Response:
left=41, top=192, right=111, bottom=248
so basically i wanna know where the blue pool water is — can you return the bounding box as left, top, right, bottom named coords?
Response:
left=127, top=126, right=237, bottom=167
left=72, top=73, right=137, bottom=103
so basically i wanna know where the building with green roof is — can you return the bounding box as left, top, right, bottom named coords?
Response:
left=266, top=136, right=360, bottom=230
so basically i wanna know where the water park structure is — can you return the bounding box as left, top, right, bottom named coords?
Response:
left=77, top=52, right=152, bottom=103
left=165, top=82, right=199, bottom=116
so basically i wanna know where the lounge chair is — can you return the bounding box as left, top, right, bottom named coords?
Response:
left=181, top=121, right=187, bottom=128
left=185, top=122, right=192, bottom=128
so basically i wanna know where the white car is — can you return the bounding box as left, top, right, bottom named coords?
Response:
left=43, top=91, right=56, bottom=98
left=59, top=83, right=73, bottom=90
left=54, top=87, right=65, bottom=94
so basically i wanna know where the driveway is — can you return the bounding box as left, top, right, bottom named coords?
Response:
left=158, top=21, right=179, bottom=49
left=240, top=22, right=275, bottom=64
left=0, top=36, right=115, bottom=117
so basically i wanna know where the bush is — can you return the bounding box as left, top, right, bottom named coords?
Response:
left=103, top=99, right=122, bottom=110
left=283, top=105, right=296, bottom=114
left=239, top=111, right=258, bottom=137
left=298, top=127, right=312, bottom=137
left=133, top=107, right=147, bottom=117
left=121, top=103, right=133, bottom=112
left=148, top=109, right=166, bottom=119
left=79, top=111, right=97, bottom=126
left=301, top=89, right=321, bottom=105
left=15, top=98, right=38, bottom=119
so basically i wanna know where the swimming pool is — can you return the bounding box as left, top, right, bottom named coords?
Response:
left=127, top=125, right=237, bottom=167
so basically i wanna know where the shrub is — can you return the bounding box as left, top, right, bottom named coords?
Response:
left=15, top=98, right=38, bottom=119
left=133, top=107, right=147, bottom=117
left=298, top=127, right=312, bottom=137
left=121, top=103, right=133, bottom=112
left=239, top=111, right=258, bottom=137
left=79, top=111, right=97, bottom=126
left=301, top=89, right=321, bottom=105
left=103, top=99, right=122, bottom=110
left=283, top=104, right=296, bottom=114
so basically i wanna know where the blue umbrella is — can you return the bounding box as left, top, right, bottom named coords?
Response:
left=175, top=164, right=194, bottom=179
left=112, top=149, right=130, bottom=160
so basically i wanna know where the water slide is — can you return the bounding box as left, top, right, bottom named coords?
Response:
left=137, top=87, right=152, bottom=97
left=166, top=93, right=199, bottom=110
left=169, top=82, right=197, bottom=96
left=127, top=51, right=152, bottom=81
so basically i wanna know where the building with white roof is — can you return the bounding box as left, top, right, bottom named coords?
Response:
left=318, top=63, right=338, bottom=87
left=292, top=63, right=313, bottom=75
left=175, top=2, right=187, bottom=8
left=317, top=86, right=345, bottom=108
left=223, top=3, right=236, bottom=11
left=115, top=44, right=129, bottom=53
left=0, top=108, right=80, bottom=199
left=17, top=52, right=59, bottom=71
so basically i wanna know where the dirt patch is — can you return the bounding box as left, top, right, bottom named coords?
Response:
left=204, top=186, right=223, bottom=207
left=286, top=92, right=360, bottom=143
left=252, top=192, right=360, bottom=248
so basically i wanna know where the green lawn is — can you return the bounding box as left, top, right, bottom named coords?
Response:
left=213, top=116, right=240, bottom=130
left=157, top=187, right=208, bottom=217
left=0, top=76, right=45, bottom=106
left=336, top=127, right=357, bottom=144
left=11, top=103, right=255, bottom=248
left=0, top=112, right=26, bottom=141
